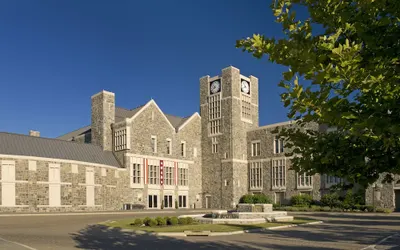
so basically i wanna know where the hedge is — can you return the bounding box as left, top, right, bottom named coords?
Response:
left=239, top=194, right=272, bottom=204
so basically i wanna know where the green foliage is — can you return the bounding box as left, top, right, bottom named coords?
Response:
left=143, top=217, right=151, bottom=226
left=186, top=217, right=194, bottom=225
left=175, top=200, right=178, bottom=209
left=147, top=218, right=157, bottom=227
left=163, top=216, right=170, bottom=224
left=155, top=217, right=166, bottom=226
left=178, top=217, right=188, bottom=225
left=239, top=194, right=272, bottom=204
left=131, top=218, right=143, bottom=226
left=168, top=217, right=179, bottom=226
left=321, top=193, right=341, bottom=208
left=236, top=0, right=400, bottom=187
left=291, top=194, right=313, bottom=206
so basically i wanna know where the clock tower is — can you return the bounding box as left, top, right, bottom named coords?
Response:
left=200, top=66, right=259, bottom=209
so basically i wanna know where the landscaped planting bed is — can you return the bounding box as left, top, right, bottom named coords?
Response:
left=101, top=216, right=317, bottom=232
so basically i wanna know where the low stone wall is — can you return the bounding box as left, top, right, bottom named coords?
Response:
left=233, top=211, right=287, bottom=219
left=237, top=204, right=273, bottom=213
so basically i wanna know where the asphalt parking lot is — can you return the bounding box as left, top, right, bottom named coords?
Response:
left=0, top=211, right=399, bottom=250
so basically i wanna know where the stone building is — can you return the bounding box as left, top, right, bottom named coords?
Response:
left=0, top=66, right=399, bottom=212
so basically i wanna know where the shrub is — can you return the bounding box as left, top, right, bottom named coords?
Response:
left=164, top=216, right=170, bottom=224
left=168, top=217, right=179, bottom=225
left=131, top=218, right=143, bottom=226
left=286, top=206, right=300, bottom=212
left=156, top=217, right=166, bottom=226
left=291, top=194, right=313, bottom=206
left=322, top=206, right=331, bottom=212
left=175, top=200, right=178, bottom=209
left=178, top=217, right=188, bottom=225
left=147, top=218, right=157, bottom=227
left=186, top=217, right=194, bottom=225
left=331, top=207, right=343, bottom=212
left=321, top=193, right=341, bottom=208
left=376, top=208, right=392, bottom=214
left=297, top=206, right=310, bottom=212
left=239, top=194, right=272, bottom=204
left=143, top=217, right=151, bottom=226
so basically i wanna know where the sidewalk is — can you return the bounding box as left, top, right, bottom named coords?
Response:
left=0, top=209, right=212, bottom=217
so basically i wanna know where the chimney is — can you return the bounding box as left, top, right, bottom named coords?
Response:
left=91, top=90, right=115, bottom=151
left=29, top=130, right=40, bottom=137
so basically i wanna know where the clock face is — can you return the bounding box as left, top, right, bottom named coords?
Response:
left=210, top=80, right=221, bottom=94
left=241, top=80, right=250, bottom=94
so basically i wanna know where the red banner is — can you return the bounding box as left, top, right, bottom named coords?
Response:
left=160, top=160, right=164, bottom=185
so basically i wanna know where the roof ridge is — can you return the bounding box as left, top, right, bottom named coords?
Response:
left=0, top=131, right=103, bottom=149
left=56, top=125, right=90, bottom=139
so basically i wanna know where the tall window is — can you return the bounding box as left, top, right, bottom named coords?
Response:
left=132, top=163, right=141, bottom=184
left=114, top=128, right=128, bottom=151
left=274, top=137, right=284, bottom=154
left=208, top=93, right=221, bottom=135
left=325, top=175, right=342, bottom=186
left=151, top=136, right=157, bottom=153
left=178, top=195, right=187, bottom=208
left=164, top=166, right=174, bottom=185
left=181, top=141, right=186, bottom=157
left=166, top=139, right=172, bottom=155
left=212, top=137, right=218, bottom=154
left=149, top=164, right=159, bottom=185
left=251, top=141, right=261, bottom=156
left=249, top=161, right=262, bottom=189
left=297, top=172, right=312, bottom=188
left=272, top=159, right=286, bottom=188
left=241, top=94, right=252, bottom=121
left=163, top=195, right=173, bottom=208
left=179, top=166, right=188, bottom=186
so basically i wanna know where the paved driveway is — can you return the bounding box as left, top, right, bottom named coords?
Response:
left=0, top=211, right=399, bottom=250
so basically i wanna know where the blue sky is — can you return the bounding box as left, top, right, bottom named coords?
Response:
left=0, top=0, right=294, bottom=138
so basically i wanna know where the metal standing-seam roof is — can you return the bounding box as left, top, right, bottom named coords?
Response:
left=0, top=132, right=120, bottom=167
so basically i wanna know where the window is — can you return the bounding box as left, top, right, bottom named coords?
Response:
left=251, top=141, right=261, bottom=156
left=148, top=165, right=159, bottom=184
left=163, top=195, right=173, bottom=208
left=178, top=166, right=188, bottom=186
left=212, top=137, right=218, bottom=154
left=274, top=137, right=284, bottom=154
left=325, top=175, right=342, bottom=186
left=208, top=93, right=221, bottom=135
left=181, top=141, right=186, bottom=157
left=114, top=128, right=130, bottom=151
left=241, top=94, right=252, bottom=121
left=151, top=136, right=157, bottom=153
left=148, top=195, right=158, bottom=208
left=166, top=139, right=172, bottom=155
left=178, top=195, right=187, bottom=208
left=132, top=163, right=141, bottom=184
left=272, top=159, right=286, bottom=188
left=297, top=172, right=313, bottom=188
left=164, top=166, right=174, bottom=186
left=250, top=161, right=262, bottom=189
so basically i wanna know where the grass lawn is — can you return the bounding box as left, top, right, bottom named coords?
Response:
left=100, top=218, right=317, bottom=233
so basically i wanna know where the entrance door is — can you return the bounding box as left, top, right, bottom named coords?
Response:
left=395, top=190, right=400, bottom=212
left=148, top=195, right=158, bottom=209
left=205, top=196, right=211, bottom=209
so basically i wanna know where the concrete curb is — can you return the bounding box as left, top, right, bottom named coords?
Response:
left=119, top=221, right=323, bottom=237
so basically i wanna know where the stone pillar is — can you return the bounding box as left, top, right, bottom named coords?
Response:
left=91, top=90, right=115, bottom=151
left=29, top=130, right=40, bottom=137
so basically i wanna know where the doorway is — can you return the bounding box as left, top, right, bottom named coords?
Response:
left=275, top=192, right=285, bottom=206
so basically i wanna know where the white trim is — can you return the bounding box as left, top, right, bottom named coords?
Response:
left=125, top=154, right=195, bottom=164
left=221, top=159, right=248, bottom=164
left=148, top=184, right=161, bottom=190
left=240, top=74, right=250, bottom=82
left=105, top=185, right=116, bottom=188
left=249, top=120, right=296, bottom=131
left=0, top=205, right=29, bottom=208
left=177, top=113, right=201, bottom=132
left=251, top=140, right=261, bottom=157
left=78, top=205, right=103, bottom=207
left=91, top=90, right=114, bottom=99
left=0, top=160, right=15, bottom=165
left=36, top=205, right=73, bottom=208
left=71, top=164, right=78, bottom=174
left=127, top=100, right=176, bottom=131
left=209, top=75, right=220, bottom=82
left=0, top=154, right=121, bottom=169
left=0, top=180, right=28, bottom=184
left=28, top=161, right=37, bottom=171
left=37, top=181, right=72, bottom=185
left=78, top=183, right=102, bottom=187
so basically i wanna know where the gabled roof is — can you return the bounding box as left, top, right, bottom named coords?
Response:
left=58, top=100, right=195, bottom=140
left=0, top=132, right=120, bottom=167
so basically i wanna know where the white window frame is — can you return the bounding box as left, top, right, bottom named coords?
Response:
left=178, top=191, right=189, bottom=208
left=208, top=92, right=222, bottom=136
left=212, top=137, right=218, bottom=154
left=131, top=157, right=143, bottom=187
left=148, top=164, right=160, bottom=185
left=297, top=172, right=313, bottom=189
left=325, top=175, right=342, bottom=188
left=273, top=137, right=284, bottom=154
left=251, top=140, right=261, bottom=157
left=272, top=158, right=286, bottom=190
left=114, top=127, right=131, bottom=151
left=166, top=138, right=172, bottom=155
left=151, top=135, right=157, bottom=153
left=178, top=163, right=189, bottom=187
left=249, top=161, right=262, bottom=190
left=181, top=141, right=186, bottom=158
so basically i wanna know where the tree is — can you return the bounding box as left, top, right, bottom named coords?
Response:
left=236, top=0, right=400, bottom=188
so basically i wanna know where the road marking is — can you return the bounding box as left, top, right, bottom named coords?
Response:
left=361, top=233, right=399, bottom=250
left=0, top=236, right=37, bottom=250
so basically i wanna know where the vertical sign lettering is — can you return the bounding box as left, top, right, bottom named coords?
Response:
left=160, top=160, right=164, bottom=185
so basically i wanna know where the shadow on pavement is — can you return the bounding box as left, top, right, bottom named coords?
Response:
left=71, top=224, right=256, bottom=250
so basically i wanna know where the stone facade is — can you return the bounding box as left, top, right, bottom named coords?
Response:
left=1, top=66, right=398, bottom=212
